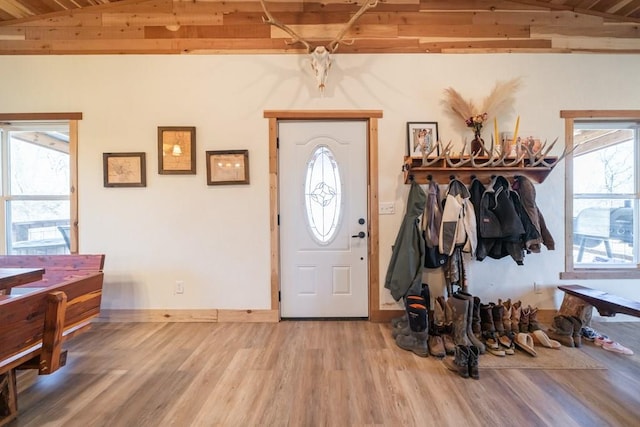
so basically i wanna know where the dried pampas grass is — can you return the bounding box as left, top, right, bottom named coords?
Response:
left=442, top=77, right=522, bottom=135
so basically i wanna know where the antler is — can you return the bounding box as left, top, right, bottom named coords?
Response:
left=327, top=0, right=379, bottom=52
left=421, top=140, right=451, bottom=166
left=259, top=0, right=312, bottom=53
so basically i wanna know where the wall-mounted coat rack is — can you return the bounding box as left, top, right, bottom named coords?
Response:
left=402, top=156, right=560, bottom=185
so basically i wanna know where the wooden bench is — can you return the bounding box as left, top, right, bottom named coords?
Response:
left=558, top=284, right=640, bottom=318
left=0, top=255, right=105, bottom=426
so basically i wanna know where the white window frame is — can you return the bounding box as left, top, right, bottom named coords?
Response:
left=0, top=113, right=80, bottom=254
left=561, top=110, right=640, bottom=279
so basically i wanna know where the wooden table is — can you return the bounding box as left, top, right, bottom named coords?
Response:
left=0, top=267, right=44, bottom=294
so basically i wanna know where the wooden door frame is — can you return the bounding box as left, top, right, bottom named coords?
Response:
left=264, top=110, right=387, bottom=321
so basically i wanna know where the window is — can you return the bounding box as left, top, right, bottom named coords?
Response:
left=562, top=111, right=640, bottom=279
left=0, top=117, right=78, bottom=255
left=304, top=145, right=343, bottom=244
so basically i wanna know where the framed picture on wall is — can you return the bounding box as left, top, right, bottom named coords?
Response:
left=206, top=150, right=250, bottom=185
left=407, top=122, right=439, bottom=158
left=103, top=152, right=146, bottom=187
left=158, top=126, right=196, bottom=174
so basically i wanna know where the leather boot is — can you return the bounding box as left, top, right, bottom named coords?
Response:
left=468, top=345, right=480, bottom=380
left=446, top=296, right=471, bottom=347
left=479, top=303, right=500, bottom=352
left=492, top=303, right=505, bottom=335
left=472, top=296, right=482, bottom=335
left=511, top=300, right=522, bottom=333
left=528, top=306, right=541, bottom=332
left=444, top=345, right=470, bottom=378
left=567, top=316, right=583, bottom=347
left=499, top=299, right=512, bottom=335
left=519, top=305, right=530, bottom=333
left=428, top=335, right=446, bottom=358
left=546, top=315, right=575, bottom=347
left=453, top=292, right=486, bottom=354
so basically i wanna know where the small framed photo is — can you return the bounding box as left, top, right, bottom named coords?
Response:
left=103, top=152, right=146, bottom=187
left=407, top=122, right=439, bottom=158
left=206, top=150, right=250, bottom=185
left=158, top=126, right=196, bottom=174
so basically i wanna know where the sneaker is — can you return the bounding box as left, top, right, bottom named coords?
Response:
left=602, top=340, right=634, bottom=355
left=581, top=326, right=599, bottom=342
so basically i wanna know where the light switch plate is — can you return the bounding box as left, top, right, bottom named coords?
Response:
left=379, top=202, right=395, bottom=215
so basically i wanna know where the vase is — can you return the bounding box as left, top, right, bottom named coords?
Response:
left=471, top=132, right=486, bottom=156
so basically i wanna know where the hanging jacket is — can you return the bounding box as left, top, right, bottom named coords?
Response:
left=439, top=178, right=477, bottom=257
left=384, top=181, right=426, bottom=301
left=513, top=175, right=555, bottom=251
left=422, top=179, right=448, bottom=268
left=475, top=175, right=525, bottom=264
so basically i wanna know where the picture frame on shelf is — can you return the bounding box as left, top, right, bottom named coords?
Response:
left=158, top=126, right=196, bottom=174
left=103, top=152, right=146, bottom=188
left=206, top=150, right=250, bottom=185
left=407, top=122, right=439, bottom=158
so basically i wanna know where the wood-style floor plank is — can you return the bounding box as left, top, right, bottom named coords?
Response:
left=7, top=320, right=640, bottom=426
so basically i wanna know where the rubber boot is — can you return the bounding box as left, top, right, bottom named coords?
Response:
left=391, top=313, right=407, bottom=328
left=393, top=294, right=423, bottom=338
left=468, top=345, right=480, bottom=380
left=453, top=292, right=486, bottom=354
left=395, top=295, right=429, bottom=357
left=546, top=315, right=575, bottom=347
left=444, top=345, right=470, bottom=378
left=436, top=296, right=456, bottom=355
left=528, top=306, right=541, bottom=332
left=446, top=296, right=471, bottom=347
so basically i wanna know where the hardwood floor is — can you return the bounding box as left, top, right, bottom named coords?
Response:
left=9, top=321, right=640, bottom=426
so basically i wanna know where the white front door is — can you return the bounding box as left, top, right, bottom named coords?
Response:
left=279, top=120, right=368, bottom=318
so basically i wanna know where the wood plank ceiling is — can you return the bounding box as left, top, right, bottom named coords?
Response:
left=0, top=0, right=639, bottom=54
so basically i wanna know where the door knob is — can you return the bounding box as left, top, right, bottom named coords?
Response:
left=351, top=231, right=366, bottom=238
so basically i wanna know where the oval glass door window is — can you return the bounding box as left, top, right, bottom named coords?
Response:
left=304, top=145, right=343, bottom=244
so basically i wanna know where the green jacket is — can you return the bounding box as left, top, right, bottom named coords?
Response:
left=384, top=181, right=426, bottom=301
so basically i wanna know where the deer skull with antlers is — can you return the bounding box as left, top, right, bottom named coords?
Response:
left=259, top=0, right=379, bottom=93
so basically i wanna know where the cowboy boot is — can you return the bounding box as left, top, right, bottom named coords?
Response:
left=567, top=316, right=583, bottom=347
left=472, top=296, right=482, bottom=335
left=511, top=300, right=522, bottom=333
left=528, top=306, right=541, bottom=332
left=546, top=315, right=575, bottom=347
left=499, top=299, right=512, bottom=335
left=444, top=345, right=470, bottom=378
left=446, top=296, right=471, bottom=347
left=395, top=295, right=429, bottom=357
left=468, top=345, right=480, bottom=380
left=453, top=292, right=485, bottom=354
left=519, top=305, right=530, bottom=333
left=479, top=303, right=501, bottom=352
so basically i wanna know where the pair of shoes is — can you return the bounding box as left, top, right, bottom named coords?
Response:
left=596, top=338, right=634, bottom=355
left=514, top=333, right=537, bottom=357
left=532, top=330, right=561, bottom=349
left=443, top=345, right=480, bottom=379
left=581, top=326, right=600, bottom=342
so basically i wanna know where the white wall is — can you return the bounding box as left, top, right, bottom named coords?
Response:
left=1, top=53, right=639, bottom=319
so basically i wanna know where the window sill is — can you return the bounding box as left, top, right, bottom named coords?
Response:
left=560, top=270, right=640, bottom=280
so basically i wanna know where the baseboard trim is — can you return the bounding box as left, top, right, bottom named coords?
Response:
left=97, top=309, right=279, bottom=323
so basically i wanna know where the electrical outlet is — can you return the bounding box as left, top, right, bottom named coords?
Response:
left=175, top=280, right=184, bottom=294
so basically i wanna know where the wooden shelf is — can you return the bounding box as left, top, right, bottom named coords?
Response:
left=403, top=156, right=559, bottom=185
